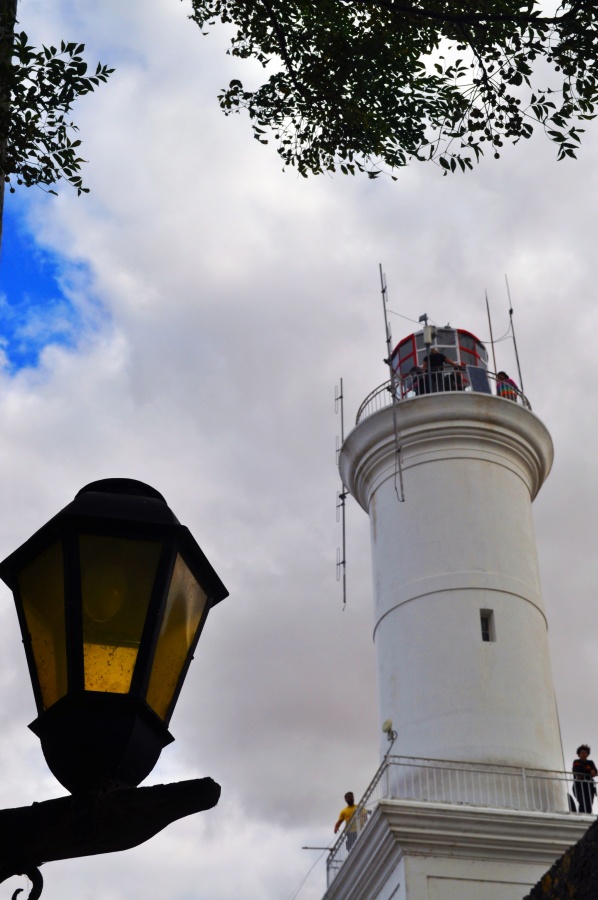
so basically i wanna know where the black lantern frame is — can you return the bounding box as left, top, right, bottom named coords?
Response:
left=0, top=478, right=228, bottom=795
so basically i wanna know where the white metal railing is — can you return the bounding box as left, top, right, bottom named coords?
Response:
left=326, top=755, right=593, bottom=887
left=355, top=370, right=530, bottom=425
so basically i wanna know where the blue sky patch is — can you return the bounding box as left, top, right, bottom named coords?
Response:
left=0, top=202, right=86, bottom=373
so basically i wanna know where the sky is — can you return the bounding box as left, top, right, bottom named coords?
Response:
left=0, top=1, right=598, bottom=898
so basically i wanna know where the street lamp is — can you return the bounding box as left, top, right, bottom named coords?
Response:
left=0, top=479, right=227, bottom=895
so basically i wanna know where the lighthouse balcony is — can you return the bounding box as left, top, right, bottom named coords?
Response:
left=326, top=755, right=589, bottom=887
left=356, top=370, right=530, bottom=426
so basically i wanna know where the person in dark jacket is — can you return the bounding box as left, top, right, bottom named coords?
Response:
left=406, top=365, right=424, bottom=396
left=422, top=349, right=463, bottom=393
left=573, top=744, right=597, bottom=813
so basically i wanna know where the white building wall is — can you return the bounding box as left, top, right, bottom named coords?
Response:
left=339, top=393, right=563, bottom=774
left=406, top=857, right=542, bottom=900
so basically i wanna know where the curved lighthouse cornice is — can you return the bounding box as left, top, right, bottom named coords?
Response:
left=339, top=393, right=553, bottom=512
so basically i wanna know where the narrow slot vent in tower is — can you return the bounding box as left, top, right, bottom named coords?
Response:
left=480, top=609, right=495, bottom=642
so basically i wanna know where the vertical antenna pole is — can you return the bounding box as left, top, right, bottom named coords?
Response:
left=336, top=491, right=347, bottom=609
left=380, top=264, right=394, bottom=372
left=485, top=291, right=498, bottom=374
left=505, top=275, right=525, bottom=394
left=335, top=379, right=347, bottom=608
left=379, top=265, right=405, bottom=503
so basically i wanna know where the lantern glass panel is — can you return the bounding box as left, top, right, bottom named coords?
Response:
left=80, top=535, right=162, bottom=693
left=146, top=554, right=208, bottom=720
left=17, top=541, right=67, bottom=710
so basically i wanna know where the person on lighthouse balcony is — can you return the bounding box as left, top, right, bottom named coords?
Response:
left=572, top=744, right=597, bottom=813
left=421, top=348, right=463, bottom=393
left=334, top=792, right=360, bottom=850
left=496, top=370, right=519, bottom=401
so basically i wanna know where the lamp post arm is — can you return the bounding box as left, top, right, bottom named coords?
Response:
left=0, top=777, right=220, bottom=893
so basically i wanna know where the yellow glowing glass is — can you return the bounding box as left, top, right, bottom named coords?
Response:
left=17, top=541, right=67, bottom=710
left=146, top=554, right=208, bottom=720
left=80, top=535, right=162, bottom=693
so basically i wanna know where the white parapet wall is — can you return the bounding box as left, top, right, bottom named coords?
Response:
left=339, top=392, right=563, bottom=776
left=323, top=800, right=591, bottom=900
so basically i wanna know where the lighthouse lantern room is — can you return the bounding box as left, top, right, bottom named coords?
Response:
left=391, top=326, right=488, bottom=375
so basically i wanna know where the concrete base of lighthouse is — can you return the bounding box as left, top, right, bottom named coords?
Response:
left=323, top=801, right=591, bottom=900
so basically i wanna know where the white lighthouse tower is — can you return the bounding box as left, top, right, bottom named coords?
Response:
left=325, top=326, right=588, bottom=900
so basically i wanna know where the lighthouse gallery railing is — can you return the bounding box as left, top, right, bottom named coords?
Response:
left=326, top=755, right=589, bottom=887
left=355, top=370, right=531, bottom=425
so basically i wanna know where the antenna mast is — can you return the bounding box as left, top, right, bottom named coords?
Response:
left=379, top=265, right=405, bottom=502
left=485, top=291, right=498, bottom=374
left=335, top=379, right=347, bottom=608
left=505, top=275, right=525, bottom=394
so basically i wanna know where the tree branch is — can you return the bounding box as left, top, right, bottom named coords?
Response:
left=0, top=0, right=17, bottom=256
left=351, top=0, right=563, bottom=28
left=257, top=0, right=312, bottom=99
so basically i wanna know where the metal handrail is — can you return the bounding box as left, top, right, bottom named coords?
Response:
left=326, top=755, right=592, bottom=887
left=355, top=370, right=531, bottom=426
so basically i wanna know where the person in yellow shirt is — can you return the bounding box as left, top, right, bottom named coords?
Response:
left=334, top=792, right=359, bottom=849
